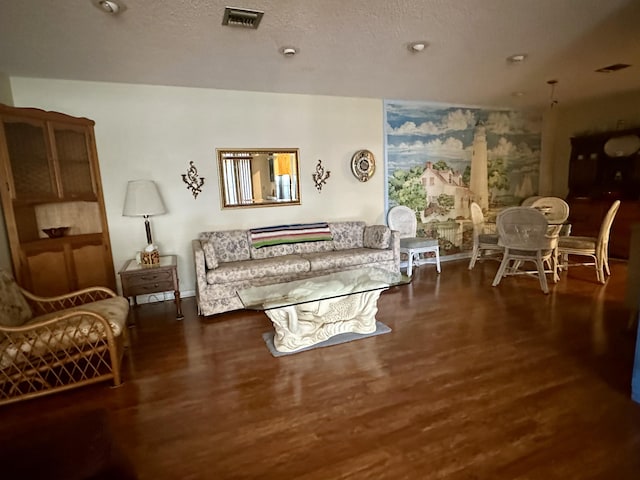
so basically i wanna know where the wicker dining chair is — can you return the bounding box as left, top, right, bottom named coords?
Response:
left=558, top=200, right=621, bottom=284
left=492, top=207, right=560, bottom=294
left=531, top=196, right=570, bottom=225
left=468, top=201, right=502, bottom=270
left=521, top=196, right=542, bottom=207
left=387, top=205, right=440, bottom=276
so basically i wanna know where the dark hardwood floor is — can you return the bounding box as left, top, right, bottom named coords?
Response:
left=2, top=259, right=640, bottom=479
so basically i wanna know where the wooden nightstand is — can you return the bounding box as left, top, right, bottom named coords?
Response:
left=119, top=254, right=183, bottom=319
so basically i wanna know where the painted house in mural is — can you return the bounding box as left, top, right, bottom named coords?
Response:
left=420, top=123, right=488, bottom=223
left=420, top=162, right=470, bottom=222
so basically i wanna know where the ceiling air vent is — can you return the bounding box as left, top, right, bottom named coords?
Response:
left=222, top=6, right=264, bottom=29
left=595, top=63, right=632, bottom=73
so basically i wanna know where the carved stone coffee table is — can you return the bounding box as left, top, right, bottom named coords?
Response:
left=237, top=268, right=409, bottom=353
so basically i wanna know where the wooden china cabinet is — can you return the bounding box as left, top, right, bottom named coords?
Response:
left=566, top=127, right=640, bottom=259
left=0, top=104, right=115, bottom=296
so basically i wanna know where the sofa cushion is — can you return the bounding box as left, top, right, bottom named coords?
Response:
left=201, top=230, right=250, bottom=263
left=292, top=241, right=335, bottom=254
left=301, top=248, right=394, bottom=271
left=330, top=222, right=365, bottom=250
left=363, top=225, right=391, bottom=249
left=206, top=255, right=310, bottom=284
left=249, top=241, right=296, bottom=260
left=202, top=240, right=219, bottom=269
left=0, top=269, right=32, bottom=327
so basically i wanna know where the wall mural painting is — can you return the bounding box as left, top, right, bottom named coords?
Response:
left=385, top=100, right=542, bottom=257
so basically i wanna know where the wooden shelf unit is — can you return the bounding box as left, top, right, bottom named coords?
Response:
left=0, top=104, right=115, bottom=296
left=567, top=128, right=640, bottom=260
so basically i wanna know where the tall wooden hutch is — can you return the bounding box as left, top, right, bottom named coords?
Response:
left=0, top=104, right=115, bottom=296
left=566, top=127, right=640, bottom=259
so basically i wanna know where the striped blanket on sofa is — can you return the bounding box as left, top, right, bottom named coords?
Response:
left=249, top=223, right=333, bottom=249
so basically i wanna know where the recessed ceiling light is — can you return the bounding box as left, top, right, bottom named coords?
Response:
left=91, top=0, right=125, bottom=14
left=507, top=53, right=528, bottom=64
left=511, top=91, right=525, bottom=97
left=408, top=42, right=427, bottom=53
left=280, top=47, right=297, bottom=57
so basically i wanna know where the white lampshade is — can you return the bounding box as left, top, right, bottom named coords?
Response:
left=123, top=180, right=166, bottom=217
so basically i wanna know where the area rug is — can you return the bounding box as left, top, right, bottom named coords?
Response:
left=262, top=321, right=391, bottom=357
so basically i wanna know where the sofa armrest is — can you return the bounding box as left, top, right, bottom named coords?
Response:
left=192, top=239, right=208, bottom=293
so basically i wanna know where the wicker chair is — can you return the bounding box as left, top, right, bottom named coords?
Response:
left=531, top=196, right=570, bottom=225
left=387, top=205, right=440, bottom=276
left=521, top=196, right=542, bottom=207
left=492, top=207, right=560, bottom=294
left=468, top=201, right=502, bottom=270
left=0, top=269, right=129, bottom=406
left=558, top=200, right=621, bottom=284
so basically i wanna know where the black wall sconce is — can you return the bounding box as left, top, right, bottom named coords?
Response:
left=312, top=159, right=330, bottom=192
left=182, top=161, right=205, bottom=199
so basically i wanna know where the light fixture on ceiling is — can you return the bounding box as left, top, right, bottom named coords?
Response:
left=595, top=63, right=631, bottom=73
left=408, top=42, right=427, bottom=53
left=547, top=79, right=559, bottom=109
left=511, top=91, right=525, bottom=98
left=507, top=53, right=528, bottom=64
left=280, top=47, right=297, bottom=57
left=91, top=0, right=125, bottom=14
left=604, top=135, right=640, bottom=157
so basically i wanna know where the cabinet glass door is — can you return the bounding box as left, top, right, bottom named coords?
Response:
left=3, top=119, right=56, bottom=200
left=51, top=124, right=95, bottom=198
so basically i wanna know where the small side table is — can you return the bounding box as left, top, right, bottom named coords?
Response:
left=119, top=254, right=183, bottom=319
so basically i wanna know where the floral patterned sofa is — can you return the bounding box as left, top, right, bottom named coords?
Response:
left=192, top=221, right=400, bottom=316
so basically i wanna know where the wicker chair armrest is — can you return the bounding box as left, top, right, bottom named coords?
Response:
left=20, top=287, right=117, bottom=316
left=0, top=310, right=120, bottom=375
left=0, top=309, right=113, bottom=334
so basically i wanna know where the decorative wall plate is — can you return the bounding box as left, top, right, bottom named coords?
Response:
left=351, top=149, right=375, bottom=182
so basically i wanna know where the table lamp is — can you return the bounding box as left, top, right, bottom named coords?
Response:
left=123, top=180, right=166, bottom=265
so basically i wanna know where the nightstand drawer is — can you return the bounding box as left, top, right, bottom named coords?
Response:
left=124, top=270, right=173, bottom=288
left=125, top=280, right=174, bottom=297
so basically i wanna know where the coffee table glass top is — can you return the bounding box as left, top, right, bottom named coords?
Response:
left=237, top=267, right=410, bottom=311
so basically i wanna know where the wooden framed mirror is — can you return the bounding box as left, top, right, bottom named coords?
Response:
left=217, top=148, right=300, bottom=209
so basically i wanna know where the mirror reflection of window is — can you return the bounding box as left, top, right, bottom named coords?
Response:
left=273, top=153, right=297, bottom=201
left=218, top=149, right=300, bottom=208
left=222, top=154, right=253, bottom=204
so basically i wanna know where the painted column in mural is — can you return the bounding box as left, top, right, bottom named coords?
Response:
left=470, top=122, right=489, bottom=211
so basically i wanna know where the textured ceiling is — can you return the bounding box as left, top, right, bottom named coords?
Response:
left=1, top=0, right=639, bottom=109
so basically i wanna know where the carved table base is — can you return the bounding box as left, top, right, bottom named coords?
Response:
left=266, top=288, right=387, bottom=353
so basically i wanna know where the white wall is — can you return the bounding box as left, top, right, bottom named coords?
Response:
left=0, top=73, right=12, bottom=105
left=10, top=78, right=385, bottom=296
left=550, top=89, right=640, bottom=197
